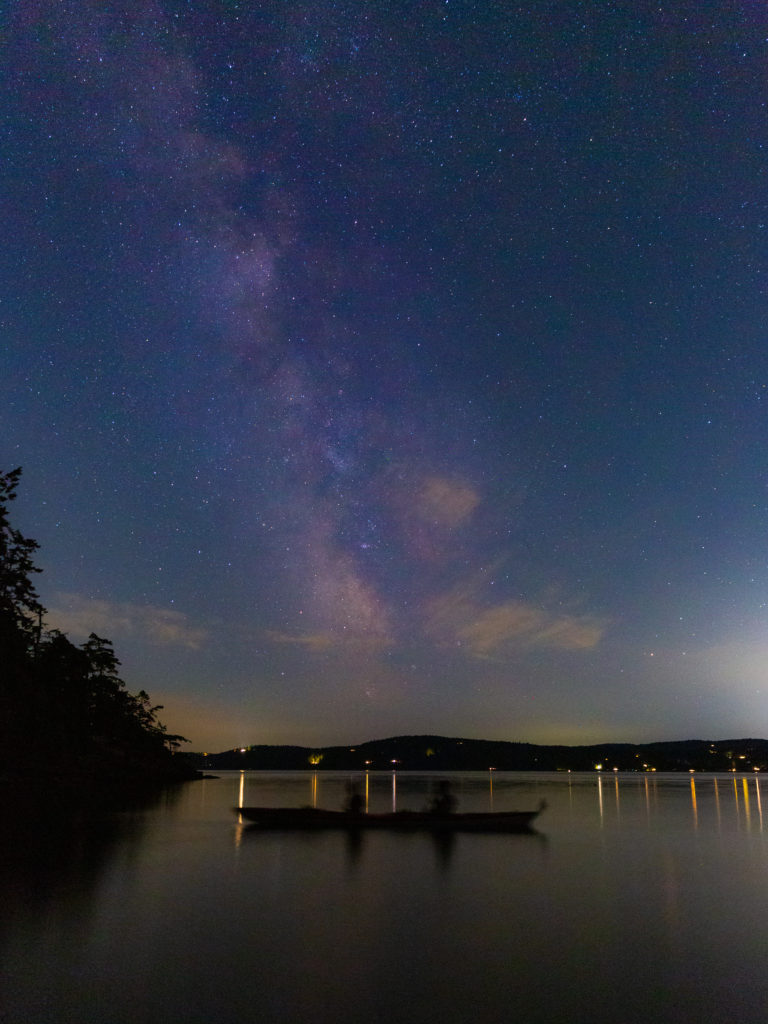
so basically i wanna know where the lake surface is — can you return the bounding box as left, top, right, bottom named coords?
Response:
left=3, top=770, right=768, bottom=1023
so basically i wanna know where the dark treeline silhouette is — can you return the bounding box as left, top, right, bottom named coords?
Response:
left=192, top=734, right=768, bottom=774
left=0, top=467, right=193, bottom=800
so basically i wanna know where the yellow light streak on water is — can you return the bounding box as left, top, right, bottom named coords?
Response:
left=743, top=777, right=751, bottom=827
left=755, top=778, right=763, bottom=830
left=235, top=770, right=246, bottom=848
left=597, top=774, right=604, bottom=822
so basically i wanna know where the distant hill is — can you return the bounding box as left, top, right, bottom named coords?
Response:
left=188, top=735, right=768, bottom=773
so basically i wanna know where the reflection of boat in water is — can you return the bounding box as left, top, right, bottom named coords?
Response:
left=236, top=803, right=544, bottom=833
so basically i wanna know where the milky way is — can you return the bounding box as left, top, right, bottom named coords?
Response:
left=4, top=2, right=768, bottom=748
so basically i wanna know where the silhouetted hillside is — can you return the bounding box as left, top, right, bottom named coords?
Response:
left=190, top=735, right=768, bottom=773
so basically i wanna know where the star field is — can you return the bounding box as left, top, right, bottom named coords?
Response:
left=3, top=1, right=768, bottom=749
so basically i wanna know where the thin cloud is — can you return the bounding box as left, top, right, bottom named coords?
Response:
left=458, top=601, right=604, bottom=656
left=382, top=470, right=482, bottom=562
left=46, top=593, right=208, bottom=650
left=417, top=476, right=480, bottom=528
left=425, top=588, right=605, bottom=659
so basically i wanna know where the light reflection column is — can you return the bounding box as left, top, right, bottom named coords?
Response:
left=732, top=777, right=740, bottom=827
left=742, top=777, right=751, bottom=828
left=234, top=770, right=246, bottom=849
left=597, top=774, right=604, bottom=822
left=755, top=777, right=763, bottom=830
left=690, top=776, right=698, bottom=828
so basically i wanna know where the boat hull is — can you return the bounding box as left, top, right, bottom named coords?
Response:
left=236, top=807, right=540, bottom=833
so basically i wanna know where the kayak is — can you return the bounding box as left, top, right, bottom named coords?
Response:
left=236, top=804, right=543, bottom=832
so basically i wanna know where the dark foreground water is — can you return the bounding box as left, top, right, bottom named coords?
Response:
left=3, top=770, right=768, bottom=1024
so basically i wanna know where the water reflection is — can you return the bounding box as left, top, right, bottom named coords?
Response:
left=597, top=773, right=604, bottom=821
left=755, top=777, right=763, bottom=828
left=0, top=782, right=180, bottom=962
left=589, top=772, right=765, bottom=834
left=742, top=777, right=750, bottom=827
left=233, top=771, right=548, bottom=869
left=6, top=773, right=768, bottom=1024
left=234, top=770, right=767, bottom=837
left=236, top=807, right=544, bottom=871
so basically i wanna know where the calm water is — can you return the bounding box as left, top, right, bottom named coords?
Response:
left=3, top=771, right=768, bottom=1024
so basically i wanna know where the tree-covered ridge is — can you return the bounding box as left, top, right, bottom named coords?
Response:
left=193, top=734, right=768, bottom=773
left=0, top=468, right=189, bottom=790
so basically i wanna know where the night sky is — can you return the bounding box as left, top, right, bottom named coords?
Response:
left=4, top=2, right=768, bottom=750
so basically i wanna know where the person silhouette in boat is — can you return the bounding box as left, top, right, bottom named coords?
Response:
left=344, top=782, right=364, bottom=816
left=429, top=780, right=457, bottom=815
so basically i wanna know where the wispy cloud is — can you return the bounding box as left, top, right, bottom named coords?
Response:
left=424, top=587, right=605, bottom=659
left=458, top=601, right=604, bottom=656
left=46, top=593, right=209, bottom=650
left=381, top=471, right=482, bottom=562
left=416, top=476, right=480, bottom=528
